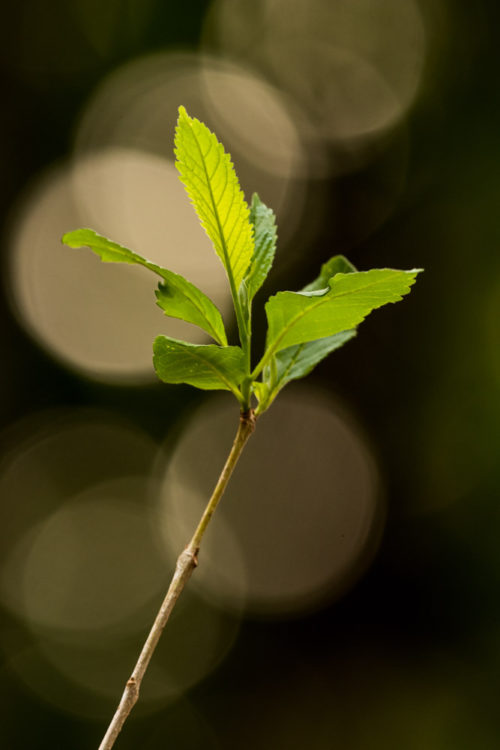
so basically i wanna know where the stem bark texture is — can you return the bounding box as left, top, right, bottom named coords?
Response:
left=98, top=408, right=256, bottom=750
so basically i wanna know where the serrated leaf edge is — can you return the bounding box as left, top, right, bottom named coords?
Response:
left=255, top=269, right=422, bottom=377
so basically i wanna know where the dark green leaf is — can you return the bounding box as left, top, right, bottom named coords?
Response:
left=153, top=336, right=245, bottom=396
left=266, top=330, right=356, bottom=391
left=244, top=193, right=277, bottom=300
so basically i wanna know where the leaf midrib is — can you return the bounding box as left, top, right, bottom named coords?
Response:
left=188, top=123, right=238, bottom=298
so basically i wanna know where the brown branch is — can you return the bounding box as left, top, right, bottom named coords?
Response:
left=98, top=408, right=256, bottom=750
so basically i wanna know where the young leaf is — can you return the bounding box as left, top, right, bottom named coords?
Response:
left=258, top=268, right=421, bottom=373
left=62, top=228, right=227, bottom=345
left=244, top=193, right=277, bottom=300
left=175, top=106, right=254, bottom=292
left=153, top=336, right=245, bottom=396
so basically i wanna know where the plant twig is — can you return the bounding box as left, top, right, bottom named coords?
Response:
left=98, top=408, right=257, bottom=750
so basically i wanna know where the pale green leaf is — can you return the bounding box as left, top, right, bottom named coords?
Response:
left=302, top=255, right=357, bottom=292
left=153, top=336, right=245, bottom=395
left=244, top=193, right=277, bottom=300
left=62, top=228, right=227, bottom=345
left=175, top=106, right=254, bottom=291
left=261, top=268, right=422, bottom=367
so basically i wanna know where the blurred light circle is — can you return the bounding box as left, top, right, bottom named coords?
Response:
left=273, top=41, right=403, bottom=142
left=204, top=0, right=426, bottom=145
left=0, top=409, right=156, bottom=552
left=199, top=62, right=306, bottom=178
left=33, top=583, right=240, bottom=715
left=68, top=147, right=232, bottom=322
left=157, top=387, right=382, bottom=616
left=0, top=409, right=158, bottom=620
left=7, top=148, right=231, bottom=382
left=7, top=630, right=235, bottom=723
left=19, top=481, right=165, bottom=632
left=74, top=51, right=312, bottom=250
left=155, top=458, right=249, bottom=612
left=1, top=469, right=241, bottom=716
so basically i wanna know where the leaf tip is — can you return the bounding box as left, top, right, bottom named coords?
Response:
left=406, top=268, right=424, bottom=287
left=61, top=229, right=86, bottom=248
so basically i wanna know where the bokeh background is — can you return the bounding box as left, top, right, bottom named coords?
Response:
left=1, top=0, right=500, bottom=747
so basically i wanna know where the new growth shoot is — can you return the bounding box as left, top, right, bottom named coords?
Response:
left=62, top=106, right=421, bottom=749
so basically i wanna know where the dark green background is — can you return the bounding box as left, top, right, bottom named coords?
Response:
left=1, top=1, right=500, bottom=747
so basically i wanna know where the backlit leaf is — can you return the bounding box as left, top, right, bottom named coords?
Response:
left=175, top=106, right=254, bottom=292
left=62, top=228, right=227, bottom=345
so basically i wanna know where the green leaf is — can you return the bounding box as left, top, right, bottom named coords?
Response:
left=264, top=330, right=356, bottom=395
left=62, top=228, right=166, bottom=268
left=259, top=268, right=421, bottom=372
left=256, top=258, right=357, bottom=410
left=244, top=193, right=277, bottom=300
left=153, top=336, right=245, bottom=396
left=302, top=255, right=357, bottom=292
left=175, top=106, right=254, bottom=292
left=62, top=228, right=227, bottom=345
left=153, top=281, right=227, bottom=346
